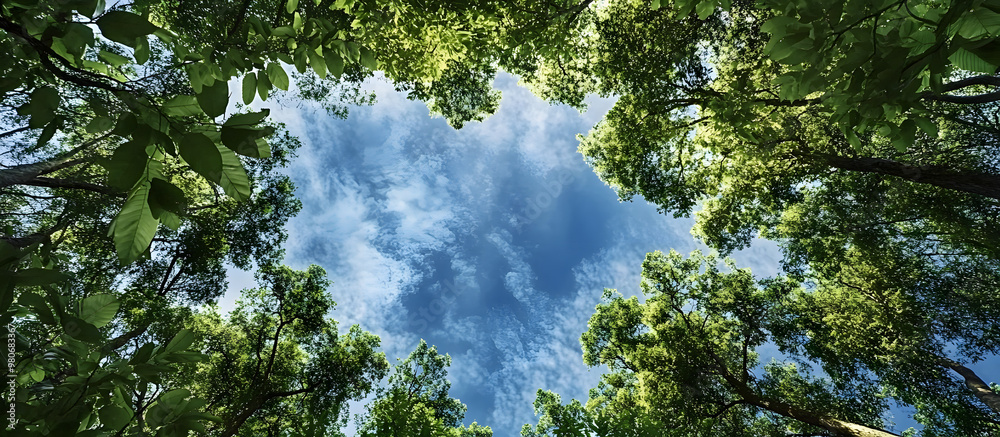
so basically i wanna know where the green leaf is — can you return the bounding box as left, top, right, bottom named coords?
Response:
left=18, top=87, right=60, bottom=128
left=18, top=292, right=56, bottom=325
left=696, top=1, right=714, bottom=20
left=85, top=116, right=115, bottom=133
left=266, top=63, right=289, bottom=90
left=112, top=113, right=138, bottom=136
left=196, top=81, right=229, bottom=118
left=242, top=73, right=257, bottom=105
left=957, top=8, right=1000, bottom=39
left=221, top=126, right=272, bottom=158
left=148, top=178, right=187, bottom=217
left=217, top=144, right=252, bottom=199
left=345, top=41, right=361, bottom=62
left=257, top=70, right=271, bottom=100
left=309, top=50, right=327, bottom=79
left=28, top=367, right=44, bottom=382
left=892, top=119, right=917, bottom=153
left=36, top=118, right=60, bottom=148
left=359, top=46, right=377, bottom=70
left=162, top=351, right=209, bottom=363
left=98, top=50, right=131, bottom=67
left=222, top=110, right=273, bottom=157
left=914, top=117, right=938, bottom=137
left=134, top=36, right=150, bottom=64
left=61, top=314, right=103, bottom=343
left=99, top=404, right=131, bottom=430
left=165, top=330, right=194, bottom=353
left=325, top=51, right=345, bottom=78
left=651, top=0, right=661, bottom=10
left=78, top=294, right=119, bottom=328
left=75, top=0, right=106, bottom=18
left=111, top=182, right=158, bottom=264
left=286, top=0, right=298, bottom=13
left=163, top=95, right=203, bottom=116
left=107, top=140, right=149, bottom=191
left=96, top=11, right=159, bottom=47
left=179, top=133, right=224, bottom=184
left=950, top=47, right=998, bottom=73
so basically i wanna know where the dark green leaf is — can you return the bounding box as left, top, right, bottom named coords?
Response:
left=148, top=178, right=187, bottom=216
left=107, top=140, right=148, bottom=191
left=61, top=314, right=103, bottom=343
left=196, top=81, right=229, bottom=118
left=13, top=269, right=70, bottom=286
left=164, top=330, right=194, bottom=353
left=178, top=133, right=223, bottom=183
left=242, top=73, right=257, bottom=105
left=96, top=11, right=159, bottom=47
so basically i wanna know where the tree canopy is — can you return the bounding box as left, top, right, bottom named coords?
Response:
left=4, top=0, right=1000, bottom=435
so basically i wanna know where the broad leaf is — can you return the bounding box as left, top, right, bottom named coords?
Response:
left=78, top=294, right=119, bottom=328
left=267, top=63, right=289, bottom=90
left=96, top=11, right=159, bottom=47
left=216, top=143, right=252, bottom=199
left=196, top=81, right=229, bottom=118
left=178, top=133, right=223, bottom=183
left=111, top=182, right=159, bottom=264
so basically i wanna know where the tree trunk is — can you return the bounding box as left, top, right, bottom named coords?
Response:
left=821, top=155, right=1000, bottom=200
left=711, top=350, right=900, bottom=437
left=939, top=358, right=1000, bottom=414
left=748, top=395, right=901, bottom=437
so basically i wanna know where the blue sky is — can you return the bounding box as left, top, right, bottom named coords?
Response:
left=228, top=73, right=782, bottom=435
left=218, top=73, right=975, bottom=436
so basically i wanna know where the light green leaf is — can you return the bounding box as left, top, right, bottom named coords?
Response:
left=162, top=95, right=203, bottom=116
left=286, top=0, right=298, bottom=13
left=111, top=182, right=158, bottom=264
left=216, top=143, right=252, bottom=199
left=950, top=47, right=998, bottom=73
left=79, top=294, right=119, bottom=328
left=696, top=1, right=714, bottom=19
left=267, top=63, right=289, bottom=90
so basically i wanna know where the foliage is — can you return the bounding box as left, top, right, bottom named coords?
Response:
left=357, top=340, right=490, bottom=437
left=187, top=265, right=389, bottom=437
left=522, top=250, right=1000, bottom=436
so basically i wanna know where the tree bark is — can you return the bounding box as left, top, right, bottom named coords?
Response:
left=821, top=155, right=1000, bottom=200
left=939, top=358, right=1000, bottom=414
